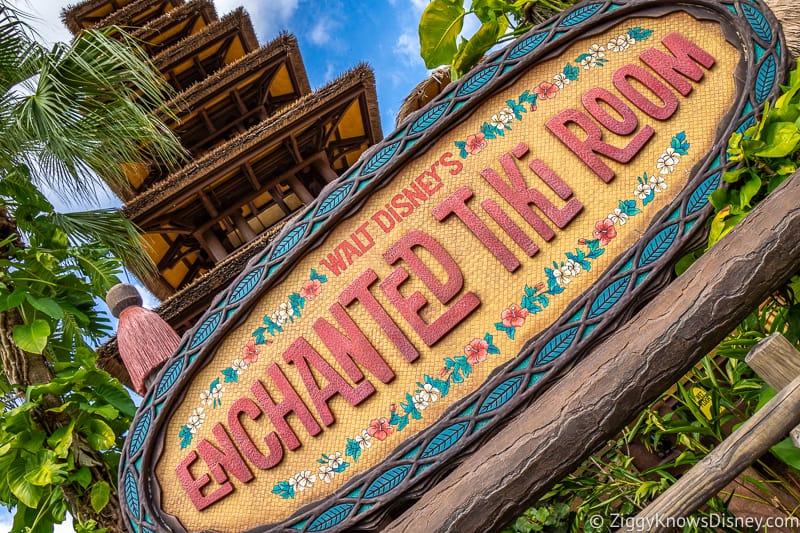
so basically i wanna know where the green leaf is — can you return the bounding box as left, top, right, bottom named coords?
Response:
left=738, top=173, right=762, bottom=208
left=47, top=421, right=75, bottom=458
left=12, top=319, right=51, bottom=354
left=452, top=19, right=504, bottom=78
left=7, top=461, right=43, bottom=508
left=69, top=466, right=92, bottom=489
left=754, top=121, right=800, bottom=157
left=24, top=294, right=64, bottom=319
left=82, top=418, right=116, bottom=450
left=24, top=460, right=64, bottom=486
left=90, top=480, right=110, bottom=513
left=419, top=0, right=466, bottom=69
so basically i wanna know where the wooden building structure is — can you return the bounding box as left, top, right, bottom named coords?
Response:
left=62, top=0, right=382, bottom=378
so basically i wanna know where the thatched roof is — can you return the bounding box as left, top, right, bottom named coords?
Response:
left=131, top=0, right=217, bottom=45
left=151, top=7, right=258, bottom=73
left=396, top=66, right=451, bottom=126
left=62, top=0, right=142, bottom=34
left=94, top=0, right=185, bottom=31
left=124, top=64, right=380, bottom=220
left=160, top=32, right=310, bottom=118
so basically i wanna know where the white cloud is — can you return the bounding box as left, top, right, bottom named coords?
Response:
left=8, top=0, right=73, bottom=44
left=308, top=19, right=331, bottom=46
left=411, top=0, right=429, bottom=15
left=216, top=0, right=299, bottom=40
left=395, top=32, right=420, bottom=66
left=323, top=62, right=336, bottom=84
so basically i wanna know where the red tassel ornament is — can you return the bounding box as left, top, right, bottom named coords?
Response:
left=107, top=284, right=180, bottom=395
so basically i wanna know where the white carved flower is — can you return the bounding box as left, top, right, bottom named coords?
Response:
left=552, top=267, right=571, bottom=286
left=327, top=451, right=345, bottom=470
left=657, top=148, right=681, bottom=174
left=490, top=107, right=514, bottom=129
left=563, top=258, right=582, bottom=277
left=649, top=174, right=668, bottom=192
left=553, top=72, right=569, bottom=89
left=318, top=463, right=334, bottom=484
left=211, top=382, right=225, bottom=400
left=609, top=208, right=629, bottom=225
left=634, top=182, right=652, bottom=200
left=291, top=470, right=316, bottom=491
left=187, top=407, right=205, bottom=434
left=412, top=392, right=430, bottom=411
left=420, top=383, right=440, bottom=404
left=271, top=310, right=285, bottom=326
left=588, top=44, right=605, bottom=59
left=580, top=55, right=597, bottom=69
left=199, top=390, right=211, bottom=406
left=231, top=358, right=247, bottom=373
left=355, top=429, right=372, bottom=450
left=608, top=34, right=634, bottom=52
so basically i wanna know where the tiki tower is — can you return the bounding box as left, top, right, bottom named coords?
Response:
left=62, top=0, right=382, bottom=383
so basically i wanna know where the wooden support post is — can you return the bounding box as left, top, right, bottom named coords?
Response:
left=747, top=333, right=800, bottom=447
left=287, top=175, right=314, bottom=204
left=627, top=335, right=800, bottom=532
left=313, top=157, right=339, bottom=183
left=384, top=173, right=800, bottom=533
left=232, top=212, right=256, bottom=243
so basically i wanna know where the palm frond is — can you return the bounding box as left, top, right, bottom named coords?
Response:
left=49, top=209, right=156, bottom=277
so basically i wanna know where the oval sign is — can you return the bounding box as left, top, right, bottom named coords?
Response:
left=120, top=1, right=786, bottom=531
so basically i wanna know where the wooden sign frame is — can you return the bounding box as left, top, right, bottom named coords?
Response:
left=119, top=1, right=787, bottom=531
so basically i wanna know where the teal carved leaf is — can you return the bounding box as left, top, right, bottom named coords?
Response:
left=420, top=421, right=469, bottom=459
left=364, top=465, right=411, bottom=498
left=587, top=275, right=632, bottom=319
left=308, top=503, right=355, bottom=532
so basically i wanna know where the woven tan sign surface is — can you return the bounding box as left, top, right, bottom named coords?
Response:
left=119, top=1, right=787, bottom=531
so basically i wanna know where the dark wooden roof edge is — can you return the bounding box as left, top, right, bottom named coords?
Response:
left=95, top=0, right=186, bottom=32
left=96, top=218, right=290, bottom=384
left=131, top=0, right=218, bottom=42
left=151, top=7, right=259, bottom=70
left=160, top=32, right=310, bottom=117
left=124, top=63, right=380, bottom=219
left=158, top=218, right=289, bottom=320
left=62, top=0, right=115, bottom=34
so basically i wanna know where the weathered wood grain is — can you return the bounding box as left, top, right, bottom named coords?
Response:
left=629, top=335, right=800, bottom=531
left=384, top=174, right=800, bottom=533
left=747, top=332, right=800, bottom=447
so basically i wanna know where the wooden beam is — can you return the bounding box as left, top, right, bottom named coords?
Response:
left=231, top=87, right=248, bottom=115
left=198, top=190, right=218, bottom=218
left=243, top=162, right=260, bottom=190
left=191, top=152, right=327, bottom=236
left=196, top=229, right=227, bottom=263
left=313, top=157, right=339, bottom=183
left=383, top=173, right=800, bottom=533
left=628, top=335, right=800, bottom=532
left=233, top=212, right=257, bottom=242
left=746, top=333, right=800, bottom=447
left=287, top=175, right=314, bottom=204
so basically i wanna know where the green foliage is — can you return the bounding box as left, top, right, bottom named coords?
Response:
left=0, top=349, right=135, bottom=532
left=708, top=59, right=800, bottom=248
left=419, top=0, right=578, bottom=79
left=0, top=1, right=184, bottom=531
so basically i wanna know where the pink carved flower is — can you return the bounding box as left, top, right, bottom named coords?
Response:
left=534, top=81, right=558, bottom=100
left=593, top=219, right=617, bottom=245
left=300, top=279, right=322, bottom=300
left=464, top=338, right=489, bottom=365
left=367, top=418, right=394, bottom=441
left=242, top=339, right=259, bottom=364
left=501, top=303, right=529, bottom=329
left=465, top=133, right=488, bottom=155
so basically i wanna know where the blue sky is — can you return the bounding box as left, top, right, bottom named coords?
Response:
left=2, top=0, right=450, bottom=530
